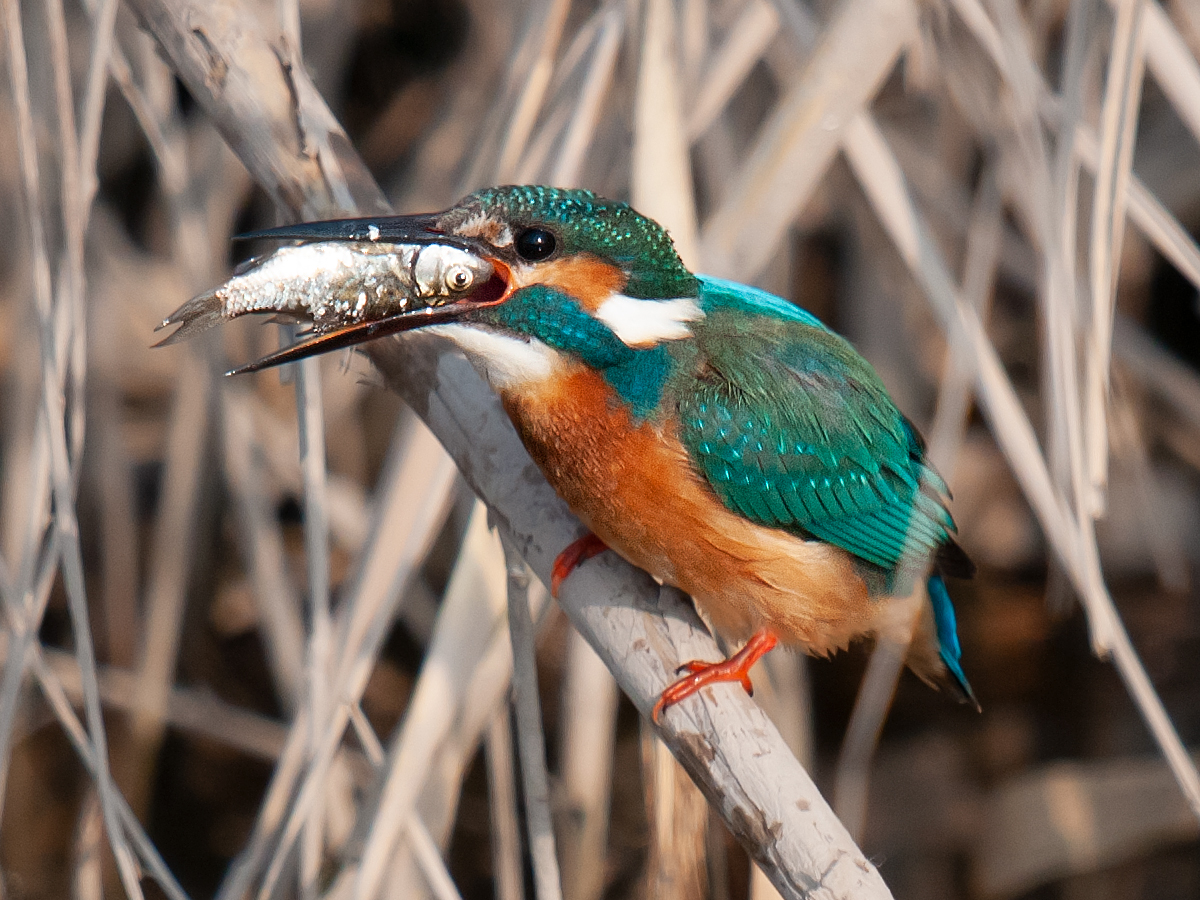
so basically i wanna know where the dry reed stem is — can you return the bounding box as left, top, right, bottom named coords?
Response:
left=833, top=623, right=909, bottom=841
left=73, top=790, right=104, bottom=900
left=700, top=0, right=915, bottom=280
left=409, top=580, right=556, bottom=897
left=133, top=352, right=214, bottom=733
left=975, top=750, right=1200, bottom=896
left=833, top=163, right=1003, bottom=837
left=406, top=815, right=467, bottom=900
left=634, top=0, right=699, bottom=265
left=2, top=2, right=143, bottom=894
left=641, top=722, right=710, bottom=900
left=88, top=383, right=139, bottom=670
left=91, top=7, right=234, bottom=832
left=558, top=629, right=619, bottom=900
left=296, top=355, right=334, bottom=900
left=687, top=0, right=779, bottom=140
left=844, top=99, right=1200, bottom=819
left=274, top=2, right=330, bottom=854
left=486, top=709, right=526, bottom=900
left=216, top=417, right=458, bottom=900
left=1140, top=0, right=1200, bottom=146
left=496, top=0, right=572, bottom=183
left=1085, top=0, right=1146, bottom=515
left=37, top=644, right=289, bottom=762
left=1108, top=374, right=1189, bottom=591
left=350, top=502, right=511, bottom=899
left=77, top=0, right=119, bottom=209
left=514, top=2, right=613, bottom=184
left=548, top=4, right=623, bottom=188
left=1074, top=124, right=1200, bottom=292
left=251, top=423, right=460, bottom=900
left=1115, top=316, right=1200, bottom=426
left=0, top=28, right=61, bottom=831
left=28, top=647, right=189, bottom=900
left=311, top=489, right=539, bottom=899
left=951, top=0, right=1200, bottom=813
left=503, top=538, right=564, bottom=900
left=223, top=389, right=307, bottom=708
left=0, top=441, right=57, bottom=819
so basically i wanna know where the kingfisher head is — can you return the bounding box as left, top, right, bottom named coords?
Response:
left=233, top=186, right=705, bottom=388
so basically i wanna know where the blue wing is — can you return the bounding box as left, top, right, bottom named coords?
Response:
left=679, top=276, right=962, bottom=580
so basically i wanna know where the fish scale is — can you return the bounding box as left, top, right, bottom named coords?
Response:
left=156, top=240, right=492, bottom=346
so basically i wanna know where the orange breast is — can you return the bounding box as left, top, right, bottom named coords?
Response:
left=502, top=365, right=876, bottom=655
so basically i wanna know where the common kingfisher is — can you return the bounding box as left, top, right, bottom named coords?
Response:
left=216, top=185, right=979, bottom=721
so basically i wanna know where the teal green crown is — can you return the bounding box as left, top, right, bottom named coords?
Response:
left=453, top=185, right=699, bottom=299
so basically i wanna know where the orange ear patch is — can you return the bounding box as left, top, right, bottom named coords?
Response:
left=507, top=254, right=627, bottom=312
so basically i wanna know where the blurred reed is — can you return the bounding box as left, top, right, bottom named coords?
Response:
left=0, top=0, right=1198, bottom=898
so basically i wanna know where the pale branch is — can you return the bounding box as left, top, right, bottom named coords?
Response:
left=126, top=0, right=895, bottom=896
left=502, top=536, right=563, bottom=900
left=127, top=0, right=390, bottom=219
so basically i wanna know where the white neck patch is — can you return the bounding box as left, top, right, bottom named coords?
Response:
left=594, top=294, right=704, bottom=348
left=428, top=323, right=559, bottom=389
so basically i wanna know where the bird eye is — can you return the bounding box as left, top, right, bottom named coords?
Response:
left=445, top=264, right=474, bottom=292
left=515, top=227, right=556, bottom=261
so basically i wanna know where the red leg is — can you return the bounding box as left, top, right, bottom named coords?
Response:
left=551, top=533, right=609, bottom=598
left=652, top=629, right=779, bottom=723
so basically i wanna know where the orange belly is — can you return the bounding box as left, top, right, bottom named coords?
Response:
left=502, top=364, right=876, bottom=655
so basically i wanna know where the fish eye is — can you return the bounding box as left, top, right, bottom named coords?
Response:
left=446, top=264, right=475, bottom=292
left=515, top=228, right=556, bottom=261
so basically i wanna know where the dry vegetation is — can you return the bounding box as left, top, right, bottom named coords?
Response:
left=1, top=0, right=1199, bottom=898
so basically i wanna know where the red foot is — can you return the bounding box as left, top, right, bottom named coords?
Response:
left=551, top=533, right=609, bottom=598
left=652, top=629, right=779, bottom=723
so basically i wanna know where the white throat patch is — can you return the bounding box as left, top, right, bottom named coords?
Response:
left=427, top=323, right=559, bottom=389
left=594, top=294, right=704, bottom=348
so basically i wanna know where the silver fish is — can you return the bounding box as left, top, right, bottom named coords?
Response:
left=155, top=241, right=494, bottom=345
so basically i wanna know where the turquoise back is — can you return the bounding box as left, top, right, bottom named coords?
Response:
left=679, top=277, right=958, bottom=583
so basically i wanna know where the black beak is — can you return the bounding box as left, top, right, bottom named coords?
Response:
left=237, top=213, right=457, bottom=246
left=226, top=298, right=493, bottom=376
left=226, top=280, right=508, bottom=376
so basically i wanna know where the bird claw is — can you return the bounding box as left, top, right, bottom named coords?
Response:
left=651, top=629, right=779, bottom=723
left=550, top=533, right=608, bottom=597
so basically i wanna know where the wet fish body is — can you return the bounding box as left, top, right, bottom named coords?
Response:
left=157, top=241, right=493, bottom=345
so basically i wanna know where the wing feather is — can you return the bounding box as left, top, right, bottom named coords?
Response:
left=679, top=279, right=959, bottom=579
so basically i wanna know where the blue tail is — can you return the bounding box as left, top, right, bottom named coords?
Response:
left=928, top=574, right=980, bottom=711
